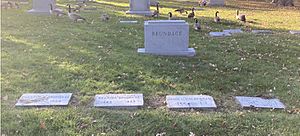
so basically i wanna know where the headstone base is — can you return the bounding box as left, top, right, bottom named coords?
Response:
left=138, top=48, right=196, bottom=57
left=27, top=9, right=51, bottom=14
left=126, top=10, right=152, bottom=16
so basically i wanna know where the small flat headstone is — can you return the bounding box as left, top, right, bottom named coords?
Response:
left=94, top=94, right=144, bottom=109
left=209, top=32, right=231, bottom=37
left=120, top=21, right=138, bottom=24
left=252, top=30, right=273, bottom=34
left=15, top=93, right=72, bottom=107
left=223, top=29, right=243, bottom=34
left=166, top=95, right=217, bottom=109
left=235, top=96, right=285, bottom=109
left=289, top=30, right=300, bottom=35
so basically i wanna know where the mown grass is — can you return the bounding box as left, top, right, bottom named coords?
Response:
left=1, top=0, right=300, bottom=135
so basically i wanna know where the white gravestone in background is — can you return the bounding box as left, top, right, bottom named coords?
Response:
left=126, top=0, right=152, bottom=16
left=28, top=0, right=55, bottom=14
left=208, top=0, right=225, bottom=6
left=138, top=20, right=196, bottom=57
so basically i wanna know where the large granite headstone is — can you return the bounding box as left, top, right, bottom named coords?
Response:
left=15, top=93, right=72, bottom=107
left=138, top=20, right=196, bottom=56
left=28, top=0, right=55, bottom=14
left=94, top=94, right=144, bottom=109
left=235, top=96, right=285, bottom=109
left=208, top=0, right=225, bottom=6
left=126, top=0, right=152, bottom=16
left=166, top=95, right=217, bottom=109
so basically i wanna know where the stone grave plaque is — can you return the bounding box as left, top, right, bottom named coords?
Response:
left=209, top=0, right=225, bottom=6
left=120, top=20, right=138, bottom=24
left=138, top=20, right=196, bottom=56
left=28, top=0, right=56, bottom=14
left=223, top=29, right=243, bottom=34
left=166, top=95, right=217, bottom=109
left=94, top=94, right=144, bottom=108
left=126, top=0, right=152, bottom=16
left=209, top=32, right=231, bottom=37
left=235, top=96, right=285, bottom=109
left=289, top=30, right=300, bottom=35
left=15, top=93, right=72, bottom=107
left=251, top=30, right=273, bottom=34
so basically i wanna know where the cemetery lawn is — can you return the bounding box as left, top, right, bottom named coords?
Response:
left=1, top=0, right=300, bottom=135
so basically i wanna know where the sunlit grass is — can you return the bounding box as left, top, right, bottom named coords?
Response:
left=1, top=0, right=300, bottom=135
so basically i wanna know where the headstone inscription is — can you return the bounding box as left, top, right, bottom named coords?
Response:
left=28, top=0, right=55, bottom=14
left=94, top=94, right=144, bottom=109
left=235, top=96, right=285, bottom=109
left=138, top=20, right=196, bottom=56
left=166, top=95, right=217, bottom=109
left=126, top=0, right=152, bottom=16
left=15, top=93, right=72, bottom=107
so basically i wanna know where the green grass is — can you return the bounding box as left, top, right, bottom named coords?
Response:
left=1, top=0, right=300, bottom=135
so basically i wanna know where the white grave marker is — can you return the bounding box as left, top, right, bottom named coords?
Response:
left=94, top=94, right=144, bottom=108
left=126, top=0, right=152, bottom=16
left=28, top=0, right=55, bottom=14
left=209, top=32, right=231, bottom=37
left=138, top=20, right=196, bottom=56
left=166, top=95, right=217, bottom=109
left=223, top=29, right=243, bottom=34
left=15, top=93, right=72, bottom=106
left=235, top=96, right=285, bottom=109
left=252, top=30, right=273, bottom=34
left=209, top=0, right=225, bottom=6
left=289, top=30, right=300, bottom=35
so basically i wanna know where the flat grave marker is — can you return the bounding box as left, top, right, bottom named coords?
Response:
left=120, top=20, right=138, bottom=24
left=138, top=20, right=196, bottom=56
left=289, top=30, right=300, bottom=35
left=209, top=32, right=231, bottom=37
left=166, top=95, right=217, bottom=109
left=223, top=29, right=243, bottom=34
left=252, top=30, right=273, bottom=34
left=15, top=93, right=72, bottom=107
left=235, top=96, right=285, bottom=109
left=94, top=94, right=144, bottom=109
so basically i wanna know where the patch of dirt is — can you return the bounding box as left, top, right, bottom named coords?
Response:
left=144, top=96, right=166, bottom=109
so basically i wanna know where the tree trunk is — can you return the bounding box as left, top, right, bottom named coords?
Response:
left=272, top=0, right=294, bottom=6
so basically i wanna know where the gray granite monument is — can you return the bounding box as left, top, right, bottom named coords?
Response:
left=126, top=0, right=152, bottom=16
left=138, top=20, right=196, bottom=57
left=94, top=94, right=144, bottom=109
left=28, top=0, right=55, bottom=14
left=235, top=96, right=285, bottom=109
left=166, top=95, right=217, bottom=109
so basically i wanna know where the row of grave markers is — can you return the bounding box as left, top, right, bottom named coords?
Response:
left=16, top=93, right=286, bottom=109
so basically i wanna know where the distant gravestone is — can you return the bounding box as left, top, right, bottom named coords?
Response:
left=289, top=30, right=300, bottom=34
left=209, top=0, right=225, bottom=6
left=28, top=0, right=55, bottom=14
left=166, top=95, right=217, bottom=109
left=252, top=30, right=273, bottom=34
left=126, top=0, right=152, bottom=16
left=235, top=96, right=285, bottom=109
left=223, top=29, right=243, bottom=34
left=120, top=20, right=138, bottom=24
left=138, top=20, right=196, bottom=56
left=94, top=94, right=144, bottom=109
left=209, top=32, right=231, bottom=37
left=15, top=93, right=72, bottom=107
